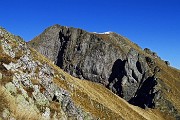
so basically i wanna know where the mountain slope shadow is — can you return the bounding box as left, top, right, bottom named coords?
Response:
left=129, top=75, right=158, bottom=109
left=56, top=30, right=70, bottom=68
left=107, top=59, right=126, bottom=97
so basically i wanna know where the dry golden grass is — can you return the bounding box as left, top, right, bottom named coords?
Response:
left=96, top=34, right=110, bottom=41
left=155, top=59, right=180, bottom=113
left=28, top=35, right=42, bottom=50
left=0, top=51, right=15, bottom=65
left=39, top=84, right=46, bottom=93
left=0, top=85, right=41, bottom=120
left=49, top=101, right=61, bottom=118
left=15, top=50, right=23, bottom=60
left=31, top=78, right=39, bottom=85
left=49, top=101, right=60, bottom=113
left=54, top=71, right=172, bottom=120
left=72, top=79, right=165, bottom=120
left=95, top=34, right=125, bottom=52
left=23, top=86, right=34, bottom=98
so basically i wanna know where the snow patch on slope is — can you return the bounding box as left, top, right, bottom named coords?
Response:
left=92, top=31, right=112, bottom=34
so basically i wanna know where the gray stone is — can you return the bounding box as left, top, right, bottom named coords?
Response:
left=42, top=107, right=50, bottom=120
left=32, top=90, right=49, bottom=106
left=2, top=62, right=21, bottom=72
left=20, top=55, right=37, bottom=72
left=121, top=76, right=128, bottom=86
left=146, top=57, right=155, bottom=66
left=3, top=62, right=14, bottom=71
left=165, top=61, right=170, bottom=66
left=144, top=48, right=158, bottom=58
left=20, top=73, right=33, bottom=87
left=12, top=73, right=21, bottom=88
left=2, top=108, right=10, bottom=119
left=5, top=82, right=17, bottom=95
left=154, top=66, right=161, bottom=74
left=16, top=94, right=30, bottom=108
left=1, top=40, right=15, bottom=58
left=0, top=29, right=4, bottom=37
left=19, top=86, right=29, bottom=99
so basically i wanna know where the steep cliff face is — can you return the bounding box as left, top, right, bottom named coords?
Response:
left=28, top=24, right=180, bottom=119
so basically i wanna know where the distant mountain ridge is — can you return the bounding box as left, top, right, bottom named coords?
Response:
left=28, top=24, right=180, bottom=119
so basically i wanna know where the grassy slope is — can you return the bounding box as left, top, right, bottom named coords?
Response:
left=156, top=59, right=180, bottom=112
left=0, top=85, right=41, bottom=120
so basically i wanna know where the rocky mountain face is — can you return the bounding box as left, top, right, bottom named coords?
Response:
left=28, top=24, right=180, bottom=119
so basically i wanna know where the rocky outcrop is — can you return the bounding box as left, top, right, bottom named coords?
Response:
left=28, top=24, right=180, bottom=119
left=165, top=61, right=170, bottom=66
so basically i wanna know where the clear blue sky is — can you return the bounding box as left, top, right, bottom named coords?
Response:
left=0, top=0, right=180, bottom=69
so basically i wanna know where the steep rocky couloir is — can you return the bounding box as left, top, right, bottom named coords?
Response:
left=28, top=24, right=180, bottom=119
